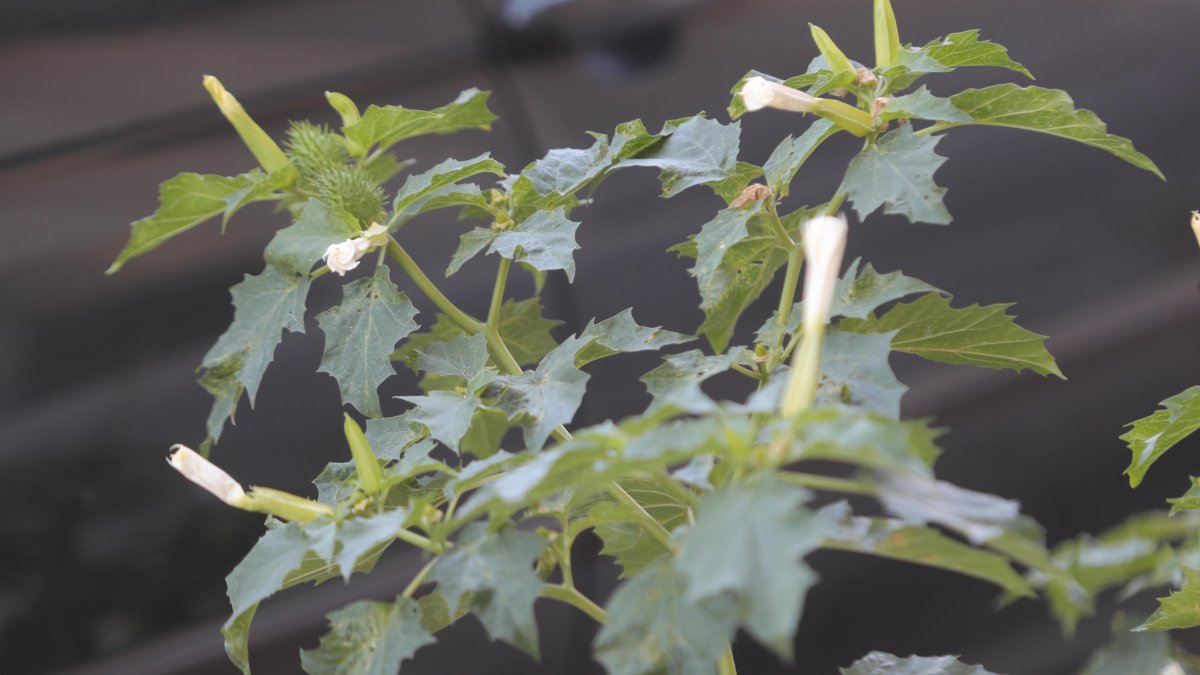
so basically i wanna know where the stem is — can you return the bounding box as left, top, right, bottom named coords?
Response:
left=914, top=122, right=960, bottom=136
left=395, top=527, right=443, bottom=554
left=766, top=209, right=795, bottom=247
left=730, top=363, right=762, bottom=380
left=488, top=258, right=511, bottom=330
left=780, top=471, right=878, bottom=496
left=825, top=191, right=848, bottom=216
left=402, top=558, right=437, bottom=598
left=607, top=482, right=676, bottom=552
left=780, top=321, right=826, bottom=416
left=386, top=238, right=482, bottom=335
left=311, top=265, right=330, bottom=280
left=718, top=645, right=738, bottom=675
left=770, top=241, right=805, bottom=371
left=541, top=584, right=608, bottom=624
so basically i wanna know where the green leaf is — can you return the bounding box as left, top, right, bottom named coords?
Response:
left=949, top=85, right=1163, bottom=179
left=391, top=154, right=505, bottom=225
left=790, top=407, right=940, bottom=475
left=316, top=264, right=420, bottom=417
left=840, top=652, right=999, bottom=675
left=826, top=511, right=1034, bottom=599
left=343, top=88, right=495, bottom=155
left=1169, top=476, right=1200, bottom=515
left=223, top=523, right=311, bottom=674
left=108, top=172, right=252, bottom=273
left=683, top=207, right=790, bottom=352
left=843, top=125, right=951, bottom=225
left=397, top=390, right=481, bottom=454
left=300, top=596, right=435, bottom=675
left=198, top=352, right=245, bottom=445
left=1080, top=621, right=1191, bottom=675
left=493, top=336, right=591, bottom=451
left=364, top=415, right=426, bottom=461
left=588, top=477, right=691, bottom=578
left=223, top=168, right=292, bottom=228
left=490, top=208, right=581, bottom=281
left=576, top=309, right=695, bottom=366
left=594, top=559, right=737, bottom=675
left=879, top=87, right=971, bottom=123
left=677, top=479, right=827, bottom=660
left=520, top=132, right=613, bottom=201
left=412, top=332, right=493, bottom=384
left=201, top=265, right=311, bottom=427
left=618, top=115, right=742, bottom=197
left=427, top=523, right=547, bottom=656
left=1138, top=568, right=1200, bottom=631
left=1122, top=386, right=1200, bottom=488
left=818, top=328, right=908, bottom=418
left=841, top=293, right=1064, bottom=378
left=916, top=30, right=1032, bottom=78
left=446, top=227, right=498, bottom=276
left=876, top=471, right=1022, bottom=545
left=763, top=119, right=838, bottom=199
left=395, top=300, right=560, bottom=375
left=264, top=199, right=360, bottom=277
left=641, top=348, right=751, bottom=414
left=332, top=509, right=410, bottom=581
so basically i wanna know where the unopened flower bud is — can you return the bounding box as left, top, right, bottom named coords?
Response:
left=343, top=413, right=385, bottom=496
left=1192, top=211, right=1200, bottom=249
left=855, top=68, right=879, bottom=88
left=729, top=183, right=771, bottom=208
left=202, top=75, right=290, bottom=173
left=740, top=77, right=873, bottom=137
left=168, top=445, right=249, bottom=508
left=801, top=214, right=849, bottom=328
left=872, top=97, right=891, bottom=118
left=360, top=222, right=390, bottom=248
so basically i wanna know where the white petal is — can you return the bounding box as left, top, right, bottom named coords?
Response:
left=741, top=76, right=819, bottom=114
left=167, top=444, right=248, bottom=507
left=801, top=214, right=849, bottom=327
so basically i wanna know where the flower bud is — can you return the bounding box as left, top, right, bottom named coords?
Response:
left=872, top=97, right=891, bottom=118
left=740, top=77, right=873, bottom=137
left=202, top=75, right=290, bottom=173
left=801, top=214, right=849, bottom=329
left=323, top=238, right=371, bottom=276
left=244, top=486, right=333, bottom=523
left=1192, top=210, right=1200, bottom=249
left=360, top=222, right=390, bottom=248
left=168, top=444, right=249, bottom=508
left=729, top=183, right=771, bottom=208
left=855, top=68, right=879, bottom=88
left=808, top=24, right=855, bottom=74
left=325, top=91, right=361, bottom=126
left=343, top=413, right=385, bottom=496
left=873, top=0, right=901, bottom=69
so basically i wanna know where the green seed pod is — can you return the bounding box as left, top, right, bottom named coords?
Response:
left=344, top=413, right=386, bottom=496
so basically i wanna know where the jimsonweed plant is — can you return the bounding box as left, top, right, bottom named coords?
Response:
left=110, top=2, right=1166, bottom=672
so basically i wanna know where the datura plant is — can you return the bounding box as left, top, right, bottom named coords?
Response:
left=110, top=2, right=1168, bottom=673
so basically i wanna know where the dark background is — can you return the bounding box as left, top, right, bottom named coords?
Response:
left=2, top=0, right=1199, bottom=673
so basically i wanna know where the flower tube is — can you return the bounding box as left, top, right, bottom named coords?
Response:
left=740, top=77, right=873, bottom=137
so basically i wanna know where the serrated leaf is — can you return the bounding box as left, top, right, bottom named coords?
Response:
left=332, top=509, right=410, bottom=581
left=949, top=85, right=1163, bottom=178
left=618, top=115, right=742, bottom=197
left=641, top=348, right=750, bottom=414
left=588, top=477, right=691, bottom=578
left=840, top=652, right=999, bottom=675
left=395, top=300, right=560, bottom=377
left=877, top=471, right=1022, bottom=545
left=1080, top=621, right=1192, bottom=675
left=1138, top=568, right=1200, bottom=631
left=223, top=168, right=292, bottom=228
left=316, top=264, right=420, bottom=417
left=917, top=30, right=1032, bottom=78
left=300, top=596, right=434, bottom=675
left=843, top=125, right=951, bottom=225
left=493, top=336, right=590, bottom=451
left=313, top=461, right=360, bottom=507
left=790, top=407, right=940, bottom=474
left=1169, top=476, right=1200, bottom=515
left=708, top=161, right=767, bottom=204
left=825, top=511, right=1033, bottom=599
left=841, top=293, right=1064, bottom=378
left=397, top=390, right=480, bottom=454
left=594, top=559, right=737, bottom=675
left=685, top=207, right=789, bottom=352
left=108, top=172, right=251, bottom=273
left=490, top=208, right=581, bottom=281
left=879, top=87, right=971, bottom=123
left=521, top=132, right=611, bottom=201
left=446, top=227, right=498, bottom=276
left=1122, top=387, right=1200, bottom=488
left=763, top=119, right=838, bottom=199
left=198, top=352, right=245, bottom=445
left=263, top=199, right=360, bottom=277
left=343, top=88, right=495, bottom=155
left=576, top=309, right=694, bottom=366
left=677, top=479, right=827, bottom=660
left=364, top=414, right=426, bottom=461
left=427, top=523, right=547, bottom=657
left=201, top=265, right=311, bottom=429
left=223, top=523, right=311, bottom=674
left=391, top=154, right=504, bottom=225
left=812, top=328, right=907, bottom=418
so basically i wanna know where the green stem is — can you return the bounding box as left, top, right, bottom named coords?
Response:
left=780, top=471, right=878, bottom=496
left=780, top=320, right=826, bottom=416
left=386, top=238, right=482, bottom=335
left=730, top=363, right=762, bottom=380
left=488, top=258, right=511, bottom=330
left=914, top=122, right=960, bottom=136
left=717, top=644, right=738, bottom=675
left=769, top=241, right=805, bottom=371
left=607, top=482, right=676, bottom=552
left=395, top=527, right=443, bottom=554
left=766, top=209, right=795, bottom=247
left=402, top=558, right=437, bottom=598
left=311, top=265, right=331, bottom=280
left=825, top=191, right=848, bottom=216
left=541, top=584, right=608, bottom=624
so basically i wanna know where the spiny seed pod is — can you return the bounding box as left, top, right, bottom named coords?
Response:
left=285, top=121, right=349, bottom=183
left=309, top=165, right=387, bottom=226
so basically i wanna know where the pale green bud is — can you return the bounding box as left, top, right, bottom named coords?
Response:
left=873, top=0, right=902, bottom=69
left=202, top=75, right=290, bottom=173
left=344, top=413, right=385, bottom=496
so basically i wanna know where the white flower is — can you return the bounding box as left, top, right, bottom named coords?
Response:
left=1191, top=210, right=1199, bottom=249
left=323, top=237, right=371, bottom=276
left=361, top=222, right=390, bottom=248
left=167, top=444, right=249, bottom=507
left=740, top=76, right=820, bottom=113
left=801, top=214, right=849, bottom=328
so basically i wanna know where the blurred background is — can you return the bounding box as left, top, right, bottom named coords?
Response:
left=2, top=0, right=1199, bottom=673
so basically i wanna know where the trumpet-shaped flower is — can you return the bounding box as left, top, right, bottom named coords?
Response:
left=739, top=77, right=873, bottom=137
left=801, top=214, right=849, bottom=329
left=167, top=444, right=249, bottom=507
left=323, top=237, right=372, bottom=275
